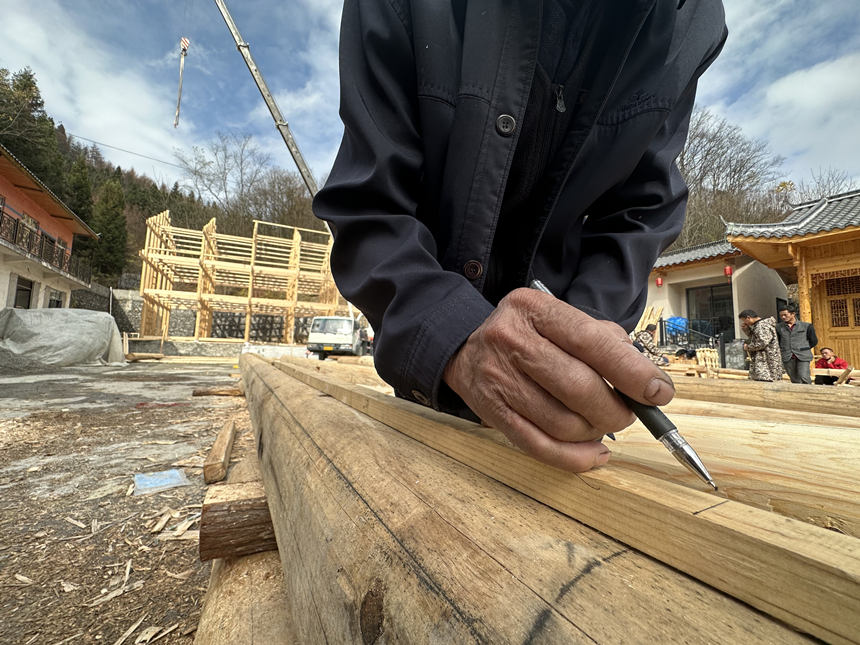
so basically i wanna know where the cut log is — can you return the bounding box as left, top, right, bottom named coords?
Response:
left=671, top=375, right=860, bottom=416
left=199, top=480, right=277, bottom=561
left=193, top=386, right=244, bottom=397
left=243, top=355, right=857, bottom=644
left=203, top=420, right=236, bottom=484
left=125, top=352, right=165, bottom=362
left=194, top=552, right=294, bottom=644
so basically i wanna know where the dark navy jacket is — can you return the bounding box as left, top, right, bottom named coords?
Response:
left=313, top=0, right=727, bottom=412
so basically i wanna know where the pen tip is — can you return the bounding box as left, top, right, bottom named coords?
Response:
left=709, top=482, right=718, bottom=491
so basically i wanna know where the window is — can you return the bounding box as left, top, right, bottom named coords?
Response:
left=824, top=277, right=860, bottom=329
left=48, top=289, right=64, bottom=308
left=686, top=284, right=736, bottom=341
left=14, top=277, right=33, bottom=309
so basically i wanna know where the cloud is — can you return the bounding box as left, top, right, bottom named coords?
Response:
left=0, top=2, right=196, bottom=186
left=697, top=0, right=860, bottom=185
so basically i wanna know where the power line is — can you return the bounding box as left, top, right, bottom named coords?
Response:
left=67, top=133, right=185, bottom=169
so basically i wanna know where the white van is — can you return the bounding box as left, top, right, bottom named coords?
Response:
left=306, top=316, right=369, bottom=360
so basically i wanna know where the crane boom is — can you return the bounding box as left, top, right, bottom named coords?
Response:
left=213, top=0, right=319, bottom=198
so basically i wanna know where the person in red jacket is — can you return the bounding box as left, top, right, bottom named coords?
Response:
left=814, top=347, right=851, bottom=385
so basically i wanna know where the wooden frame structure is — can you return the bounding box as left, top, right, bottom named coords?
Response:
left=138, top=211, right=348, bottom=343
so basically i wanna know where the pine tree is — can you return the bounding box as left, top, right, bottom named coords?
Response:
left=89, top=179, right=127, bottom=278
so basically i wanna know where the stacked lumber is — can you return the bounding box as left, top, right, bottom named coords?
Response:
left=239, top=354, right=860, bottom=644
left=670, top=374, right=860, bottom=414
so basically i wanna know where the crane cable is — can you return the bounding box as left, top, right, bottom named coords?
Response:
left=173, top=36, right=191, bottom=128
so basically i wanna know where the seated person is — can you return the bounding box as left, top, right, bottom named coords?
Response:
left=634, top=324, right=669, bottom=366
left=814, top=347, right=850, bottom=385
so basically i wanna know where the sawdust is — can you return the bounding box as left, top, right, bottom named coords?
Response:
left=0, top=362, right=249, bottom=644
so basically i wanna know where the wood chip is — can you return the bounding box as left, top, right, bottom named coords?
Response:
left=126, top=482, right=135, bottom=496
left=49, top=633, right=84, bottom=645
left=60, top=581, right=79, bottom=593
left=149, top=623, right=179, bottom=643
left=123, top=559, right=132, bottom=587
left=149, top=511, right=172, bottom=534
left=134, top=626, right=160, bottom=644
left=164, top=569, right=193, bottom=581
left=14, top=574, right=34, bottom=585
left=157, top=530, right=199, bottom=542
left=112, top=613, right=147, bottom=645
left=64, top=517, right=86, bottom=529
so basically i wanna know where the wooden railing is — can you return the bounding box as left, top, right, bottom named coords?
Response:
left=0, top=208, right=91, bottom=283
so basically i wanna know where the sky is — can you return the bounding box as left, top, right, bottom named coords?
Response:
left=1, top=0, right=858, bottom=196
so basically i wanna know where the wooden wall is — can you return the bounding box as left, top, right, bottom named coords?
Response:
left=802, top=238, right=860, bottom=367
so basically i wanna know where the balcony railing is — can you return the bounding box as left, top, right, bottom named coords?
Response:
left=0, top=208, right=92, bottom=284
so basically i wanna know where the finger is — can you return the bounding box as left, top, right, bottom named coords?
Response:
left=512, top=333, right=636, bottom=433
left=500, top=371, right=605, bottom=442
left=517, top=289, right=675, bottom=406
left=487, top=405, right=612, bottom=472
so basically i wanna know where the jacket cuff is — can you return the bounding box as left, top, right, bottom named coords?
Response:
left=395, top=290, right=495, bottom=417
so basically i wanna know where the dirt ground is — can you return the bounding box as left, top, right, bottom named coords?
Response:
left=0, top=360, right=250, bottom=644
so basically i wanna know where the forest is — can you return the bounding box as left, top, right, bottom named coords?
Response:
left=1, top=65, right=855, bottom=285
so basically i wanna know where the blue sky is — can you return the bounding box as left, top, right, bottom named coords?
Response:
left=1, top=0, right=858, bottom=195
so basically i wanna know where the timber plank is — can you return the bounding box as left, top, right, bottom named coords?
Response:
left=242, top=355, right=813, bottom=643
left=203, top=420, right=236, bottom=484
left=609, top=414, right=860, bottom=536
left=269, top=356, right=860, bottom=645
left=671, top=376, right=860, bottom=416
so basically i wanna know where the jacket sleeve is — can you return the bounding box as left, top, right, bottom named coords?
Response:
left=312, top=0, right=494, bottom=411
left=806, top=324, right=818, bottom=348
left=562, top=29, right=727, bottom=331
left=746, top=324, right=774, bottom=352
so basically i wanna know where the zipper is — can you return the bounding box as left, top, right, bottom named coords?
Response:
left=553, top=84, right=566, bottom=113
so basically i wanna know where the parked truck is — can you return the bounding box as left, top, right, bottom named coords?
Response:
left=306, top=316, right=372, bottom=360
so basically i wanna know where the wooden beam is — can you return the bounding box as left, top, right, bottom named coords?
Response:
left=241, top=355, right=815, bottom=643
left=609, top=415, right=860, bottom=537
left=199, top=480, right=277, bottom=561
left=671, top=376, right=860, bottom=416
left=204, top=420, right=237, bottom=484
left=193, top=386, right=244, bottom=398
left=259, top=356, right=860, bottom=644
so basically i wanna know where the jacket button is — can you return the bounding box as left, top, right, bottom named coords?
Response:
left=463, top=260, right=483, bottom=280
left=495, top=114, right=516, bottom=136
left=411, top=390, right=430, bottom=406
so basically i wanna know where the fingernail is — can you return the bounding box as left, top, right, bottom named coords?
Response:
left=595, top=449, right=611, bottom=467
left=645, top=377, right=674, bottom=404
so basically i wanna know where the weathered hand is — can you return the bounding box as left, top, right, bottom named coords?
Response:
left=443, top=288, right=675, bottom=472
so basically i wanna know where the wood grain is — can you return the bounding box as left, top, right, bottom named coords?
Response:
left=242, top=355, right=815, bottom=643
left=265, top=356, right=860, bottom=644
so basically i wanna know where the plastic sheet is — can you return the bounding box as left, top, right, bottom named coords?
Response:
left=0, top=307, right=125, bottom=370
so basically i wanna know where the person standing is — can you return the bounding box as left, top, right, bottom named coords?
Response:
left=738, top=310, right=782, bottom=382
left=813, top=347, right=850, bottom=385
left=634, top=324, right=669, bottom=366
left=776, top=304, right=817, bottom=384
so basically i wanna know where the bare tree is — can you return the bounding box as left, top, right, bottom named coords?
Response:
left=175, top=133, right=272, bottom=235
left=244, top=168, right=326, bottom=232
left=673, top=108, right=785, bottom=249
left=789, top=167, right=858, bottom=203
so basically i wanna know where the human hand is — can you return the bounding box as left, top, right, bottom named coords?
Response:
left=442, top=288, right=675, bottom=472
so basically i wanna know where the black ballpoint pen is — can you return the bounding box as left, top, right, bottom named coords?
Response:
left=529, top=279, right=717, bottom=490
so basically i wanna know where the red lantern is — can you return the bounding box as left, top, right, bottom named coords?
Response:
left=724, top=265, right=733, bottom=282
left=655, top=276, right=664, bottom=287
